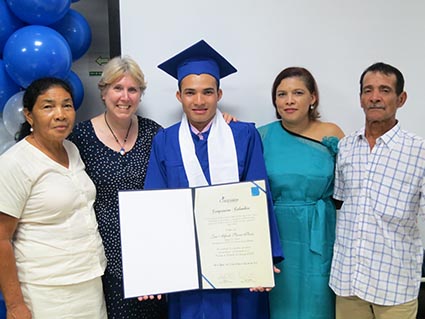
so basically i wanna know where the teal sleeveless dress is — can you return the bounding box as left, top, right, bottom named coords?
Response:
left=258, top=121, right=338, bottom=319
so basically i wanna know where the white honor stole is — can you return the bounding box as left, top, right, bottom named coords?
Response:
left=178, top=109, right=239, bottom=187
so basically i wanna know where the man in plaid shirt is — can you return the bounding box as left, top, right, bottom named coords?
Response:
left=330, top=62, right=425, bottom=319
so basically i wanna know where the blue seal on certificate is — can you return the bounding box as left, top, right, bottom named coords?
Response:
left=251, top=186, right=260, bottom=196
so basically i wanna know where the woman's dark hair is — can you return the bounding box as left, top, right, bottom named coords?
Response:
left=271, top=67, right=320, bottom=120
left=17, top=77, right=73, bottom=141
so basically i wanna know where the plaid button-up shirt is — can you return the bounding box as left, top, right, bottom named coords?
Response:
left=330, top=123, right=425, bottom=305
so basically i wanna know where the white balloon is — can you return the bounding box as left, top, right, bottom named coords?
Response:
left=0, top=139, right=15, bottom=155
left=0, top=116, right=15, bottom=155
left=0, top=116, right=13, bottom=143
left=3, top=91, right=25, bottom=138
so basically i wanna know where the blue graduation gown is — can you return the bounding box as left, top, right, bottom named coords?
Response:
left=145, top=120, right=283, bottom=319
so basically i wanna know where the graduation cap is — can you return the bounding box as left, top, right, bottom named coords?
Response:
left=157, top=40, right=237, bottom=86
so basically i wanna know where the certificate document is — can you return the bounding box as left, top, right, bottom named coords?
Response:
left=119, top=180, right=274, bottom=298
left=194, top=180, right=274, bottom=289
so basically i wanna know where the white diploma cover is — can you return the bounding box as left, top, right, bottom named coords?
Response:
left=118, top=180, right=274, bottom=298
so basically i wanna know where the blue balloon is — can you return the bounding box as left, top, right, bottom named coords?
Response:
left=0, top=0, right=26, bottom=56
left=50, top=9, right=91, bottom=61
left=64, top=70, right=84, bottom=111
left=0, top=59, right=21, bottom=112
left=3, top=25, right=72, bottom=88
left=6, top=0, right=71, bottom=25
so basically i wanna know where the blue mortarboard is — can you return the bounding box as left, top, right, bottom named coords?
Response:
left=157, top=40, right=237, bottom=85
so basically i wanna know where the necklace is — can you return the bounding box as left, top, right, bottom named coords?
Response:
left=104, top=112, right=132, bottom=155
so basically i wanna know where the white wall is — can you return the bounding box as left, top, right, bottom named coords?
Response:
left=117, top=0, right=425, bottom=244
left=119, top=0, right=425, bottom=137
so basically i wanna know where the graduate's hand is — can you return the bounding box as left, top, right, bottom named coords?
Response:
left=137, top=294, right=162, bottom=301
left=222, top=112, right=238, bottom=124
left=249, top=286, right=272, bottom=292
left=248, top=265, right=281, bottom=292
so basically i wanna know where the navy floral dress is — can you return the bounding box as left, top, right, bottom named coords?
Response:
left=69, top=116, right=167, bottom=319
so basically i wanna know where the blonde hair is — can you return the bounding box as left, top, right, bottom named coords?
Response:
left=98, top=56, right=147, bottom=97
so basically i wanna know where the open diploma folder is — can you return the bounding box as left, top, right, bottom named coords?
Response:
left=118, top=180, right=274, bottom=298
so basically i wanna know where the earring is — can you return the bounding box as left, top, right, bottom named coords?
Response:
left=30, top=127, right=34, bottom=132
left=309, top=105, right=314, bottom=110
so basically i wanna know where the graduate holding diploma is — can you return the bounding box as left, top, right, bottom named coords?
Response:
left=144, top=40, right=283, bottom=319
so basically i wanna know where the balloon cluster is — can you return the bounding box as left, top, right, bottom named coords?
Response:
left=0, top=0, right=90, bottom=154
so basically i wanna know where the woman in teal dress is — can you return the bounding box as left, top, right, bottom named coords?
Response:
left=258, top=67, right=344, bottom=319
